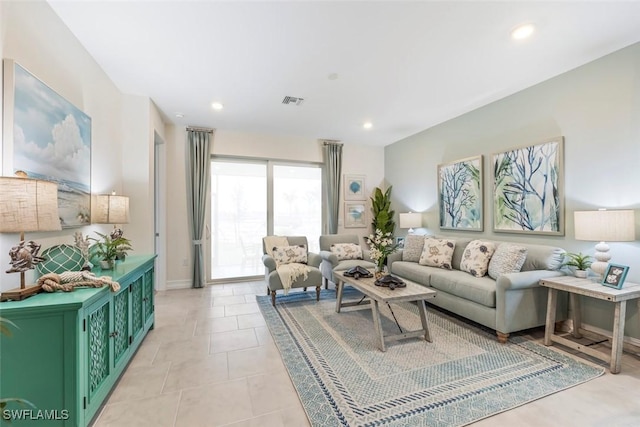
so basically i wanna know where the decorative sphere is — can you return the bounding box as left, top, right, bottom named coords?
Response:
left=37, top=244, right=85, bottom=275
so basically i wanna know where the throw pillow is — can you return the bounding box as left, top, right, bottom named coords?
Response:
left=488, top=243, right=528, bottom=280
left=402, top=235, right=427, bottom=262
left=460, top=240, right=497, bottom=278
left=418, top=238, right=455, bottom=269
left=272, top=245, right=307, bottom=266
left=330, top=243, right=363, bottom=260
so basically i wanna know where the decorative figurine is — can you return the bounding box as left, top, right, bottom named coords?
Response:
left=74, top=231, right=92, bottom=271
left=6, top=241, right=45, bottom=273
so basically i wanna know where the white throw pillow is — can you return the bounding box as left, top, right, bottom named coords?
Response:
left=419, top=238, right=455, bottom=270
left=272, top=245, right=307, bottom=266
left=488, top=244, right=528, bottom=280
left=460, top=240, right=497, bottom=278
left=402, top=235, right=427, bottom=262
left=330, top=243, right=363, bottom=261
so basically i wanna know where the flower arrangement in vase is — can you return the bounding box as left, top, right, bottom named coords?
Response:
left=366, top=229, right=400, bottom=279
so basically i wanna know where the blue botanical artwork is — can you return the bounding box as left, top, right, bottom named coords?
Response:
left=345, top=202, right=366, bottom=228
left=345, top=175, right=365, bottom=200
left=438, top=156, right=483, bottom=231
left=11, top=62, right=92, bottom=228
left=493, top=138, right=564, bottom=235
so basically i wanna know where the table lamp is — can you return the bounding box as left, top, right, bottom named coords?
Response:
left=574, top=209, right=635, bottom=277
left=0, top=176, right=61, bottom=301
left=92, top=192, right=130, bottom=229
left=399, top=212, right=422, bottom=234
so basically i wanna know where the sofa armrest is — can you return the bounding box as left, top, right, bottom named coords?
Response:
left=319, top=250, right=339, bottom=267
left=497, top=270, right=565, bottom=291
left=307, top=252, right=322, bottom=268
left=362, top=249, right=374, bottom=263
left=262, top=254, right=277, bottom=273
left=387, top=251, right=403, bottom=268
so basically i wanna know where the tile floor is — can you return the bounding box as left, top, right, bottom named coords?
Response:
left=91, top=281, right=640, bottom=427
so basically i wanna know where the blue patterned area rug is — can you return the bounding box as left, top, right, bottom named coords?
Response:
left=257, top=288, right=604, bottom=427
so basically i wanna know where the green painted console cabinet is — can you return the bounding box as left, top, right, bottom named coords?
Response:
left=0, top=255, right=156, bottom=426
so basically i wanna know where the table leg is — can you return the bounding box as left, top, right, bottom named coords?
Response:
left=417, top=300, right=432, bottom=342
left=544, top=288, right=557, bottom=346
left=371, top=299, right=386, bottom=352
left=570, top=293, right=582, bottom=338
left=610, top=301, right=627, bottom=374
left=335, top=280, right=344, bottom=313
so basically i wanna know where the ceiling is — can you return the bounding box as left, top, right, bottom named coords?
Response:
left=47, top=1, right=640, bottom=147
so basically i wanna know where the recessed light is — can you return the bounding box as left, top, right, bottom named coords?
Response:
left=363, top=122, right=373, bottom=129
left=211, top=102, right=224, bottom=110
left=175, top=113, right=184, bottom=118
left=328, top=73, right=339, bottom=80
left=511, top=23, right=535, bottom=40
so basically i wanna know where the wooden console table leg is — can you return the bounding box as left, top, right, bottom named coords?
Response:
left=371, top=299, right=386, bottom=352
left=610, top=300, right=627, bottom=374
left=570, top=293, right=582, bottom=338
left=544, top=288, right=557, bottom=346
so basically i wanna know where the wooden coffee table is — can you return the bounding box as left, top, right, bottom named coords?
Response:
left=334, top=269, right=437, bottom=351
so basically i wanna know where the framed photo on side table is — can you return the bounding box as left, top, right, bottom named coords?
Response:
left=601, top=263, right=629, bottom=289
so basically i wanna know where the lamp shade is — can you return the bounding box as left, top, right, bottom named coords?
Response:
left=93, top=194, right=130, bottom=224
left=399, top=212, right=422, bottom=229
left=574, top=210, right=635, bottom=242
left=0, top=177, right=61, bottom=232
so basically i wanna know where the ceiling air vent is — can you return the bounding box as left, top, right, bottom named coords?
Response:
left=282, top=96, right=304, bottom=106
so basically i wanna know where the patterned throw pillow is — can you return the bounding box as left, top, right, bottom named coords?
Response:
left=488, top=244, right=528, bottom=280
left=272, top=245, right=307, bottom=266
left=330, top=243, right=363, bottom=261
left=460, top=240, right=497, bottom=278
left=402, top=235, right=427, bottom=262
left=419, top=239, right=455, bottom=269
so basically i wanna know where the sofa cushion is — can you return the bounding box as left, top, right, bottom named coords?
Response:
left=402, top=235, right=426, bottom=262
left=519, top=244, right=565, bottom=271
left=419, top=238, right=455, bottom=269
left=488, top=243, right=528, bottom=279
left=450, top=237, right=473, bottom=270
left=430, top=270, right=497, bottom=308
left=390, top=261, right=433, bottom=286
left=272, top=245, right=307, bottom=265
left=460, top=240, right=497, bottom=278
left=330, top=243, right=363, bottom=260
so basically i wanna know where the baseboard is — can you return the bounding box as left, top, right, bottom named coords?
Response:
left=164, top=280, right=192, bottom=290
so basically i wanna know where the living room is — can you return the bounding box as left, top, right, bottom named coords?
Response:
left=1, top=1, right=640, bottom=426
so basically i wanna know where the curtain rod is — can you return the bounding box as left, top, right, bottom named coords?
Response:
left=322, top=140, right=342, bottom=145
left=186, top=126, right=215, bottom=133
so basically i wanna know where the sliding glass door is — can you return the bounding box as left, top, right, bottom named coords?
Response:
left=209, top=159, right=321, bottom=281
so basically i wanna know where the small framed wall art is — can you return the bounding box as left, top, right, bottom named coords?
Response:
left=344, top=202, right=367, bottom=228
left=344, top=174, right=366, bottom=200
left=601, top=264, right=629, bottom=289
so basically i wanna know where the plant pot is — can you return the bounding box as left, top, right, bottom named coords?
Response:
left=575, top=269, right=588, bottom=279
left=99, top=260, right=115, bottom=270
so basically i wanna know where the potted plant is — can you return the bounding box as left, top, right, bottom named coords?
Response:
left=91, top=231, right=132, bottom=270
left=562, top=252, right=593, bottom=278
left=370, top=186, right=395, bottom=235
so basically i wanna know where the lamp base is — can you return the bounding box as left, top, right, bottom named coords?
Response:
left=0, top=284, right=43, bottom=302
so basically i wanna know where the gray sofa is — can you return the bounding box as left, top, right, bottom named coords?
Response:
left=387, top=236, right=568, bottom=343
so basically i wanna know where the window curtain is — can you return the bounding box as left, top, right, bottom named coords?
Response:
left=186, top=128, right=213, bottom=288
left=323, top=141, right=343, bottom=234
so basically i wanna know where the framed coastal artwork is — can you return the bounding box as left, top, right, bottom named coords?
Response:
left=3, top=59, right=92, bottom=228
left=344, top=174, right=366, bottom=201
left=438, top=155, right=483, bottom=231
left=492, top=137, right=564, bottom=235
left=344, top=202, right=367, bottom=228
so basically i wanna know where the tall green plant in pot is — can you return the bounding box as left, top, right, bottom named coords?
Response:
left=370, top=186, right=395, bottom=235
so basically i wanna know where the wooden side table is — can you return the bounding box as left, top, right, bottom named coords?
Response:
left=540, top=275, right=640, bottom=374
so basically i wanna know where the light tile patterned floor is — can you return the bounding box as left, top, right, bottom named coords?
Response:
left=91, top=281, right=640, bottom=427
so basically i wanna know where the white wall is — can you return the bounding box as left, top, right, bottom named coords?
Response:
left=0, top=1, right=164, bottom=290
left=164, top=127, right=385, bottom=288
left=385, top=42, right=640, bottom=338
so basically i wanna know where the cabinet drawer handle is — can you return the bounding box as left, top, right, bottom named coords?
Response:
left=109, top=331, right=119, bottom=338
